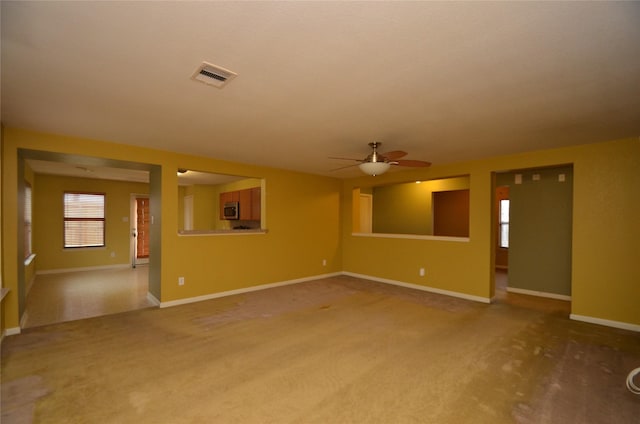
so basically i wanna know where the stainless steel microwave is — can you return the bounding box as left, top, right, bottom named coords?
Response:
left=223, top=201, right=239, bottom=220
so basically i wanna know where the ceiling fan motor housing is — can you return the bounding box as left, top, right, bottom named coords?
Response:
left=367, top=142, right=386, bottom=163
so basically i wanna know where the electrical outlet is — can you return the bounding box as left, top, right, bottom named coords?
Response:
left=178, top=277, right=185, bottom=286
left=322, top=259, right=327, bottom=266
left=419, top=268, right=425, bottom=277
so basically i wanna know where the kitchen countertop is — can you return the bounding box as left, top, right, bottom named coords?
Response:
left=178, top=229, right=267, bottom=236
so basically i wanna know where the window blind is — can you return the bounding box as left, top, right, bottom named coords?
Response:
left=64, top=192, right=105, bottom=248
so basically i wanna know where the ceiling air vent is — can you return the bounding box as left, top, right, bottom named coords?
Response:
left=191, top=62, right=237, bottom=88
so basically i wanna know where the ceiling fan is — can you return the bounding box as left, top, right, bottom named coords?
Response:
left=330, top=142, right=431, bottom=176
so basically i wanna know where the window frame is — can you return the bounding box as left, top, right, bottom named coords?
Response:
left=63, top=191, right=106, bottom=249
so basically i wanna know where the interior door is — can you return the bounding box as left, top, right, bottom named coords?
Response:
left=136, top=197, right=150, bottom=259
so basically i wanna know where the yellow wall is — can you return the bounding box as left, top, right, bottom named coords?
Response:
left=167, top=172, right=340, bottom=300
left=2, top=127, right=638, bottom=331
left=192, top=185, right=216, bottom=230
left=220, top=178, right=262, bottom=192
left=1, top=128, right=343, bottom=330
left=342, top=137, right=640, bottom=327
left=182, top=184, right=218, bottom=231
left=33, top=174, right=149, bottom=271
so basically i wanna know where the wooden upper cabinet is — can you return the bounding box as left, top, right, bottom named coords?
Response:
left=220, top=187, right=261, bottom=221
left=239, top=189, right=252, bottom=220
left=250, top=187, right=261, bottom=221
left=219, top=191, right=239, bottom=219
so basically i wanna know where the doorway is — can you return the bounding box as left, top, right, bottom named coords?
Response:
left=131, top=195, right=150, bottom=267
left=17, top=150, right=161, bottom=328
left=495, top=186, right=509, bottom=270
left=494, top=186, right=510, bottom=297
left=492, top=166, right=573, bottom=303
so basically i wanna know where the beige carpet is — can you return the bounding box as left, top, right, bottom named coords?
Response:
left=2, top=276, right=639, bottom=423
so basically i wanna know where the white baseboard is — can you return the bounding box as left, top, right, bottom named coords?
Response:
left=507, top=287, right=572, bottom=301
left=4, top=327, right=21, bottom=336
left=342, top=272, right=491, bottom=304
left=20, top=311, right=29, bottom=328
left=147, top=292, right=160, bottom=306
left=37, top=264, right=131, bottom=275
left=570, top=314, right=640, bottom=332
left=159, top=272, right=342, bottom=308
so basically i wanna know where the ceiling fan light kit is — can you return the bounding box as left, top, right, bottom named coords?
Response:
left=359, top=161, right=390, bottom=176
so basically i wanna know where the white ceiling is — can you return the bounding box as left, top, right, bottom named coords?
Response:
left=25, top=159, right=243, bottom=186
left=2, top=1, right=640, bottom=179
left=25, top=159, right=150, bottom=183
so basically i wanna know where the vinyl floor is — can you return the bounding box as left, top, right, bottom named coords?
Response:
left=22, top=266, right=154, bottom=328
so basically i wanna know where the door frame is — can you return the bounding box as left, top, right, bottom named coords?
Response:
left=130, top=193, right=150, bottom=267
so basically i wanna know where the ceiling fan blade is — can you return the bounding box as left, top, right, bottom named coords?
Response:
left=380, top=150, right=407, bottom=160
left=393, top=159, right=432, bottom=167
left=328, top=156, right=363, bottom=162
left=329, top=163, right=360, bottom=171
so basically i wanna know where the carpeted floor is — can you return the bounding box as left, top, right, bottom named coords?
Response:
left=2, top=275, right=639, bottom=423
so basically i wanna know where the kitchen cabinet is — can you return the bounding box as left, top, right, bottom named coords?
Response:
left=250, top=187, right=261, bottom=220
left=220, top=187, right=260, bottom=221
left=239, top=189, right=252, bottom=220
left=219, top=191, right=239, bottom=219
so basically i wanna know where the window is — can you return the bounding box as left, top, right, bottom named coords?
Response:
left=499, top=199, right=510, bottom=248
left=64, top=192, right=105, bottom=248
left=25, top=183, right=32, bottom=258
